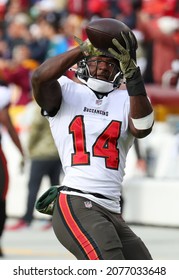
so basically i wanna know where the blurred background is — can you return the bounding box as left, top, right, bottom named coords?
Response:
left=0, top=0, right=179, bottom=260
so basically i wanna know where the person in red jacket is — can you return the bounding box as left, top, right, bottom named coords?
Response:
left=0, top=44, right=39, bottom=105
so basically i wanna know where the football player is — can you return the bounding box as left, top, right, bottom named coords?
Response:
left=31, top=28, right=154, bottom=259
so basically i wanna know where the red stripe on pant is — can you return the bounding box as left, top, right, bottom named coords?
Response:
left=59, top=193, right=100, bottom=260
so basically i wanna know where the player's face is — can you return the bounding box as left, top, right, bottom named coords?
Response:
left=87, top=56, right=120, bottom=82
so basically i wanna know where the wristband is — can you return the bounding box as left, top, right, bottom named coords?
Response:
left=131, top=111, right=154, bottom=130
left=126, top=67, right=147, bottom=96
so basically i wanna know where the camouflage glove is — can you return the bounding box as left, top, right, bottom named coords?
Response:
left=74, top=36, right=103, bottom=57
left=108, top=31, right=137, bottom=79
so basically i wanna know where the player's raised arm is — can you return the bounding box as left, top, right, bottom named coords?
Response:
left=108, top=31, right=154, bottom=138
left=31, top=37, right=102, bottom=116
left=31, top=47, right=83, bottom=116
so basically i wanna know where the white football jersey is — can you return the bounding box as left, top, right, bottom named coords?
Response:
left=48, top=76, right=134, bottom=213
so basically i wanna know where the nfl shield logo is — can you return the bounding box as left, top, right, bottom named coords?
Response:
left=84, top=201, right=92, bottom=208
left=96, top=99, right=102, bottom=105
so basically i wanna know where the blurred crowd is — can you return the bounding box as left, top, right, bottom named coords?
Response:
left=0, top=0, right=178, bottom=107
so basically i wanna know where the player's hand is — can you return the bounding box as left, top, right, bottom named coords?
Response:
left=74, top=36, right=103, bottom=57
left=108, top=31, right=137, bottom=79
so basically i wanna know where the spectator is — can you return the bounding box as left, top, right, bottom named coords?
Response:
left=134, top=138, right=147, bottom=173
left=63, top=13, right=87, bottom=49
left=87, top=0, right=111, bottom=19
left=6, top=103, right=62, bottom=230
left=0, top=43, right=39, bottom=105
left=4, top=13, right=32, bottom=57
left=38, top=11, right=69, bottom=59
left=67, top=0, right=86, bottom=18
left=161, top=59, right=179, bottom=89
left=115, top=0, right=142, bottom=29
left=137, top=0, right=179, bottom=84
left=0, top=82, right=24, bottom=256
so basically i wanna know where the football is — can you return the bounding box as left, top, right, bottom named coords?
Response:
left=85, top=18, right=138, bottom=60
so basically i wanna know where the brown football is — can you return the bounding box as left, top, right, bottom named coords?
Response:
left=86, top=18, right=138, bottom=60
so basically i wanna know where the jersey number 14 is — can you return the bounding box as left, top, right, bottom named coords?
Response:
left=69, top=115, right=121, bottom=170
